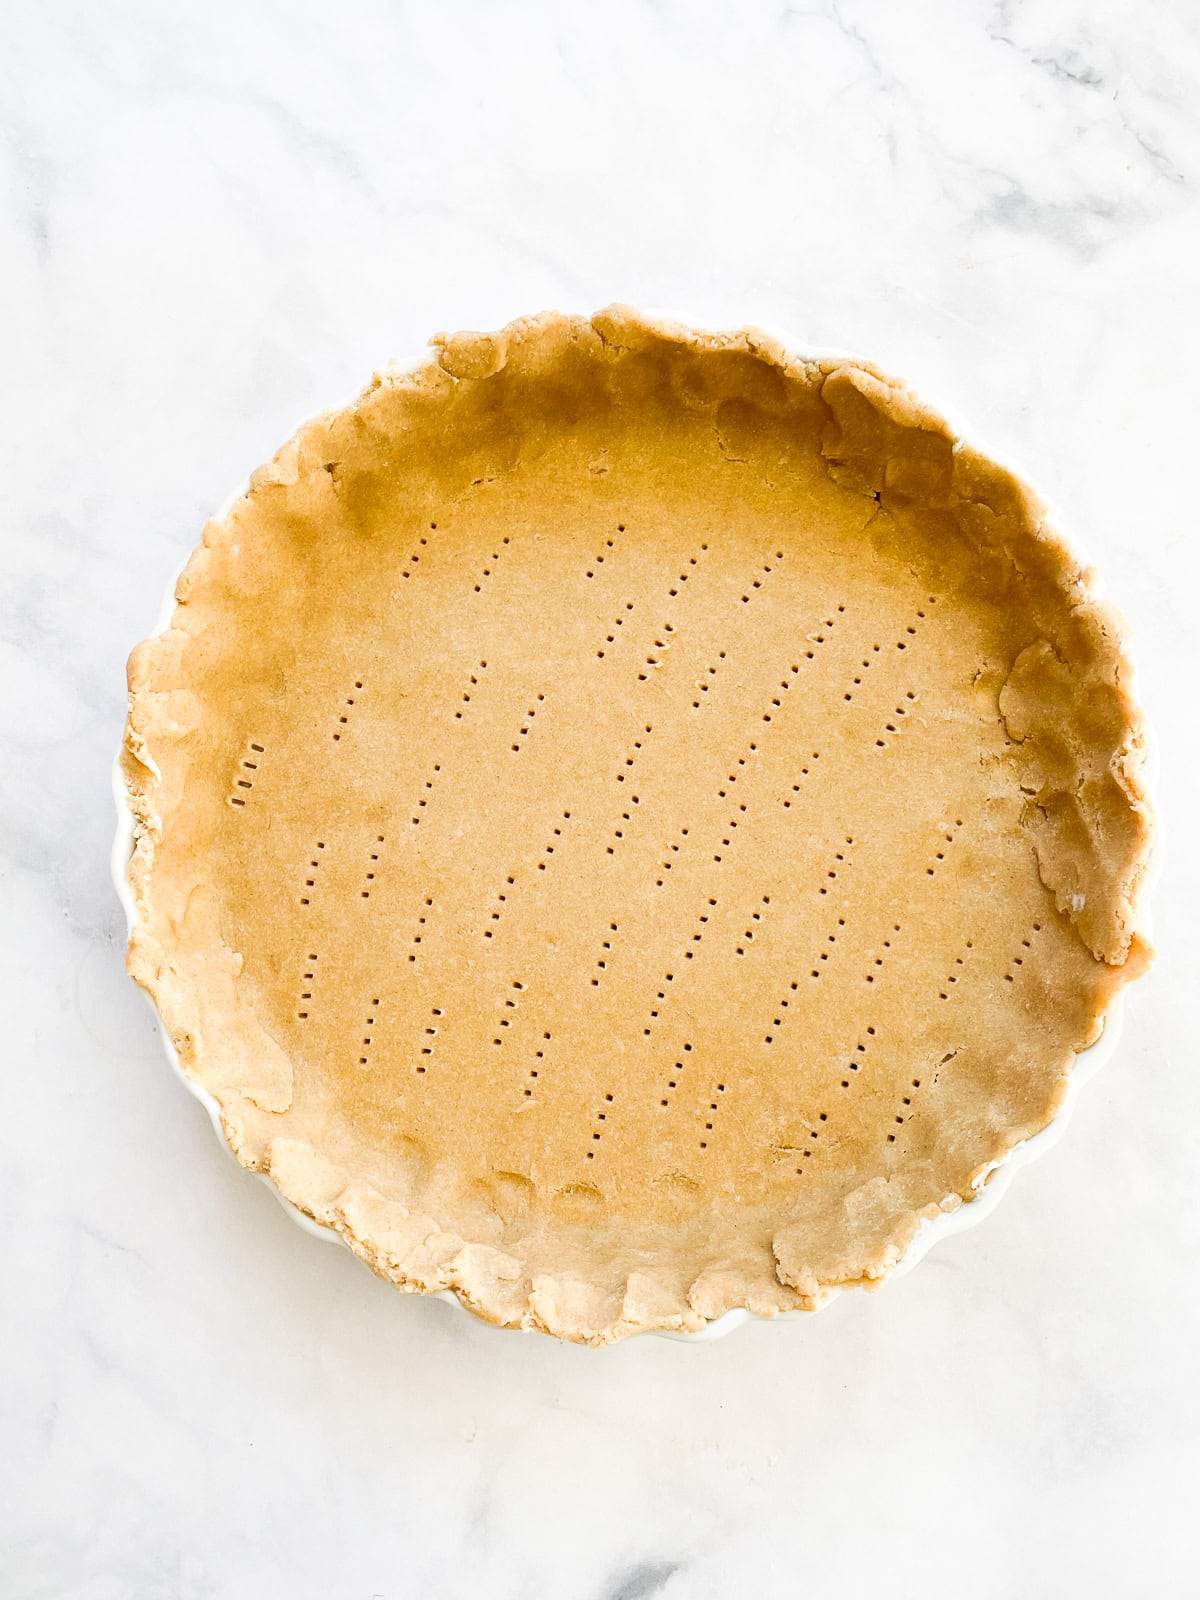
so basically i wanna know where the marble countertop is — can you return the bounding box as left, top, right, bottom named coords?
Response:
left=4, top=2, right=1198, bottom=1595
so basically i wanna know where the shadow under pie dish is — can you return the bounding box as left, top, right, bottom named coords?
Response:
left=119, top=307, right=1154, bottom=1344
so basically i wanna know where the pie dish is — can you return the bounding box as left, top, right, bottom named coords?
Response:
left=120, top=307, right=1154, bottom=1343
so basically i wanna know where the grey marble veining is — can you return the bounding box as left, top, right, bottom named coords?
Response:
left=2, top=1, right=1198, bottom=1595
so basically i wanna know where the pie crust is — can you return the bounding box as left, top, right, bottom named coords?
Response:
left=122, top=307, right=1153, bottom=1342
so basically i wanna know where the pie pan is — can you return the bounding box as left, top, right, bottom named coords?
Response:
left=114, top=309, right=1154, bottom=1342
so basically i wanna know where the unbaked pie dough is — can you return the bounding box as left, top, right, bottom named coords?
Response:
left=122, top=308, right=1153, bottom=1342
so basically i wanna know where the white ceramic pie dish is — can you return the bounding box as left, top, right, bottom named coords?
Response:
left=112, top=312, right=1157, bottom=1342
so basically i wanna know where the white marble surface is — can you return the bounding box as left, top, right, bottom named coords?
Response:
left=3, top=1, right=1198, bottom=1595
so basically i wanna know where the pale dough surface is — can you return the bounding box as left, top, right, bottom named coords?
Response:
left=123, top=308, right=1152, bottom=1342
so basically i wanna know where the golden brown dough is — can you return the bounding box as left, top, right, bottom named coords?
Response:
left=121, top=307, right=1153, bottom=1342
